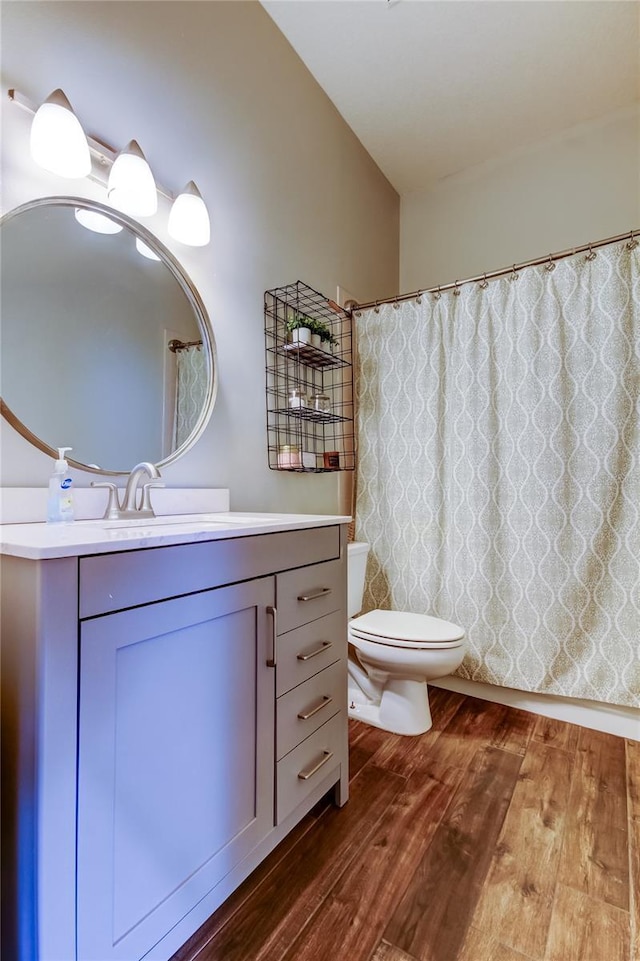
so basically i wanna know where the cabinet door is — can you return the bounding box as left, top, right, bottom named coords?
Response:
left=77, top=577, right=275, bottom=961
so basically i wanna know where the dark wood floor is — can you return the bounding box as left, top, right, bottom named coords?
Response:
left=174, top=689, right=639, bottom=961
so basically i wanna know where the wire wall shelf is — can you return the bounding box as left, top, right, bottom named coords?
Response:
left=265, top=281, right=355, bottom=473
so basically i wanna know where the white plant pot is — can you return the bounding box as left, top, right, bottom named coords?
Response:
left=292, top=327, right=311, bottom=345
left=311, top=333, right=322, bottom=348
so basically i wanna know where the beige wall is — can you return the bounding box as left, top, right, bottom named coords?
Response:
left=400, top=107, right=639, bottom=292
left=0, top=1, right=399, bottom=512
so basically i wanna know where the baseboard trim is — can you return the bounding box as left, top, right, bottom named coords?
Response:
left=430, top=676, right=639, bottom=741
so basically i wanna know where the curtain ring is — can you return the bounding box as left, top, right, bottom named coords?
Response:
left=393, top=298, right=400, bottom=309
left=433, top=286, right=441, bottom=301
left=374, top=301, right=380, bottom=314
left=415, top=291, right=422, bottom=304
left=509, top=264, right=519, bottom=282
left=585, top=243, right=597, bottom=261
left=354, top=310, right=362, bottom=317
left=478, top=273, right=488, bottom=290
left=453, top=280, right=461, bottom=296
left=627, top=230, right=638, bottom=251
left=545, top=255, right=556, bottom=272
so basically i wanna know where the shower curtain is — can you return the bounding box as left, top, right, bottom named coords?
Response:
left=173, top=345, right=208, bottom=448
left=355, top=240, right=639, bottom=708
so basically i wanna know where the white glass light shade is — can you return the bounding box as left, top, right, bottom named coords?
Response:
left=30, top=89, right=91, bottom=178
left=107, top=140, right=157, bottom=217
left=135, top=238, right=161, bottom=261
left=74, top=208, right=123, bottom=234
left=168, top=181, right=210, bottom=246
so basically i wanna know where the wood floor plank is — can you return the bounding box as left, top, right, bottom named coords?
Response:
left=349, top=721, right=393, bottom=778
left=426, top=685, right=467, bottom=723
left=171, top=814, right=317, bottom=961
left=349, top=688, right=466, bottom=781
left=627, top=738, right=640, bottom=961
left=175, top=763, right=405, bottom=961
left=470, top=738, right=573, bottom=959
left=544, top=883, right=630, bottom=961
left=487, top=704, right=537, bottom=756
left=557, top=727, right=629, bottom=911
left=278, top=771, right=454, bottom=961
left=370, top=692, right=502, bottom=784
left=371, top=942, right=419, bottom=961
left=457, top=924, right=534, bottom=961
left=347, top=718, right=373, bottom=744
left=532, top=714, right=580, bottom=755
left=383, top=745, right=523, bottom=961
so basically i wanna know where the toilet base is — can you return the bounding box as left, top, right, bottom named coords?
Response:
left=347, top=674, right=433, bottom=736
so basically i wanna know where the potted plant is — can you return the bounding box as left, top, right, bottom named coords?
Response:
left=315, top=321, right=339, bottom=352
left=308, top=319, right=323, bottom=348
left=285, top=310, right=313, bottom=345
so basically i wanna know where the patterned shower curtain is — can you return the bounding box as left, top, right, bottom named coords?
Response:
left=173, top=346, right=208, bottom=449
left=355, top=240, right=639, bottom=708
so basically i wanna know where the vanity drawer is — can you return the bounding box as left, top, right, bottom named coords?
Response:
left=277, top=660, right=344, bottom=760
left=276, top=713, right=344, bottom=824
left=79, top=526, right=341, bottom=617
left=276, top=558, right=346, bottom=635
left=276, top=608, right=345, bottom=696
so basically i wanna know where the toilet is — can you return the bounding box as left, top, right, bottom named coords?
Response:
left=347, top=542, right=466, bottom=735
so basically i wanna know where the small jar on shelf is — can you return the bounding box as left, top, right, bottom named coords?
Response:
left=277, top=445, right=302, bottom=469
left=309, top=393, right=331, bottom=414
left=287, top=388, right=308, bottom=409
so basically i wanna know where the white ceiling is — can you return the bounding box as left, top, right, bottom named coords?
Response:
left=261, top=0, right=640, bottom=195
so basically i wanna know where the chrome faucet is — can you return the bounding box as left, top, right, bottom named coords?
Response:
left=122, top=462, right=162, bottom=513
left=92, top=462, right=165, bottom=520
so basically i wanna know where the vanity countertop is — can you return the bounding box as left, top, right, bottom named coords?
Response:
left=0, top=512, right=352, bottom=561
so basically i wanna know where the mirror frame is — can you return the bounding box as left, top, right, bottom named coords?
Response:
left=0, top=195, right=218, bottom=475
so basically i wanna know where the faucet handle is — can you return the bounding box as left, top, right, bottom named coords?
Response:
left=91, top=482, right=122, bottom=520
left=141, top=481, right=165, bottom=514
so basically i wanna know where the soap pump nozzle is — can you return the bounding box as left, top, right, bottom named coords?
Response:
left=54, top=446, right=72, bottom=471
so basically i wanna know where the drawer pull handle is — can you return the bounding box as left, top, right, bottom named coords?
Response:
left=298, top=750, right=334, bottom=781
left=266, top=605, right=277, bottom=667
left=298, top=587, right=332, bottom=602
left=298, top=695, right=333, bottom=721
left=297, top=641, right=332, bottom=662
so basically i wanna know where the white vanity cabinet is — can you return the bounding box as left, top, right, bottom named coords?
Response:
left=1, top=521, right=348, bottom=961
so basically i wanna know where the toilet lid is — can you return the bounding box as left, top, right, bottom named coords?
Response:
left=349, top=609, right=465, bottom=648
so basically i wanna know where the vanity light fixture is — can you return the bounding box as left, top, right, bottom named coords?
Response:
left=168, top=181, right=211, bottom=247
left=74, top=207, right=123, bottom=234
left=29, top=88, right=91, bottom=179
left=135, top=237, right=162, bottom=261
left=107, top=140, right=158, bottom=218
left=11, top=88, right=210, bottom=246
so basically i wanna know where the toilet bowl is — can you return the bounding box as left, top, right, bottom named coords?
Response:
left=347, top=543, right=466, bottom=736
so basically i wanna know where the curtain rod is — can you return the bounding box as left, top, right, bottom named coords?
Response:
left=350, top=228, right=639, bottom=314
left=168, top=338, right=203, bottom=352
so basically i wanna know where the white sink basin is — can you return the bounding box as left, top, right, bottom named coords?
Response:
left=77, top=513, right=274, bottom=532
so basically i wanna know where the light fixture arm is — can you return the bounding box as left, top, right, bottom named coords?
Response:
left=8, top=87, right=174, bottom=203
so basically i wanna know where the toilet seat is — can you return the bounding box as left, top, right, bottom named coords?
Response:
left=349, top=609, right=465, bottom=650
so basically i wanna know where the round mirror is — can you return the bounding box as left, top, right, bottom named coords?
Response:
left=0, top=197, right=217, bottom=474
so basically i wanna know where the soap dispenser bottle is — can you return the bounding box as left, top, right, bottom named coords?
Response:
left=47, top=447, right=74, bottom=523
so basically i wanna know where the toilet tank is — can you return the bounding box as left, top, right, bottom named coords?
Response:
left=347, top=541, right=370, bottom=618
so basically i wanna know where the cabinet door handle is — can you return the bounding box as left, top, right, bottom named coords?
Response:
left=297, top=587, right=332, bottom=602
left=297, top=640, right=332, bottom=662
left=297, top=695, right=333, bottom=721
left=297, top=750, right=334, bottom=781
left=266, top=605, right=277, bottom=667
